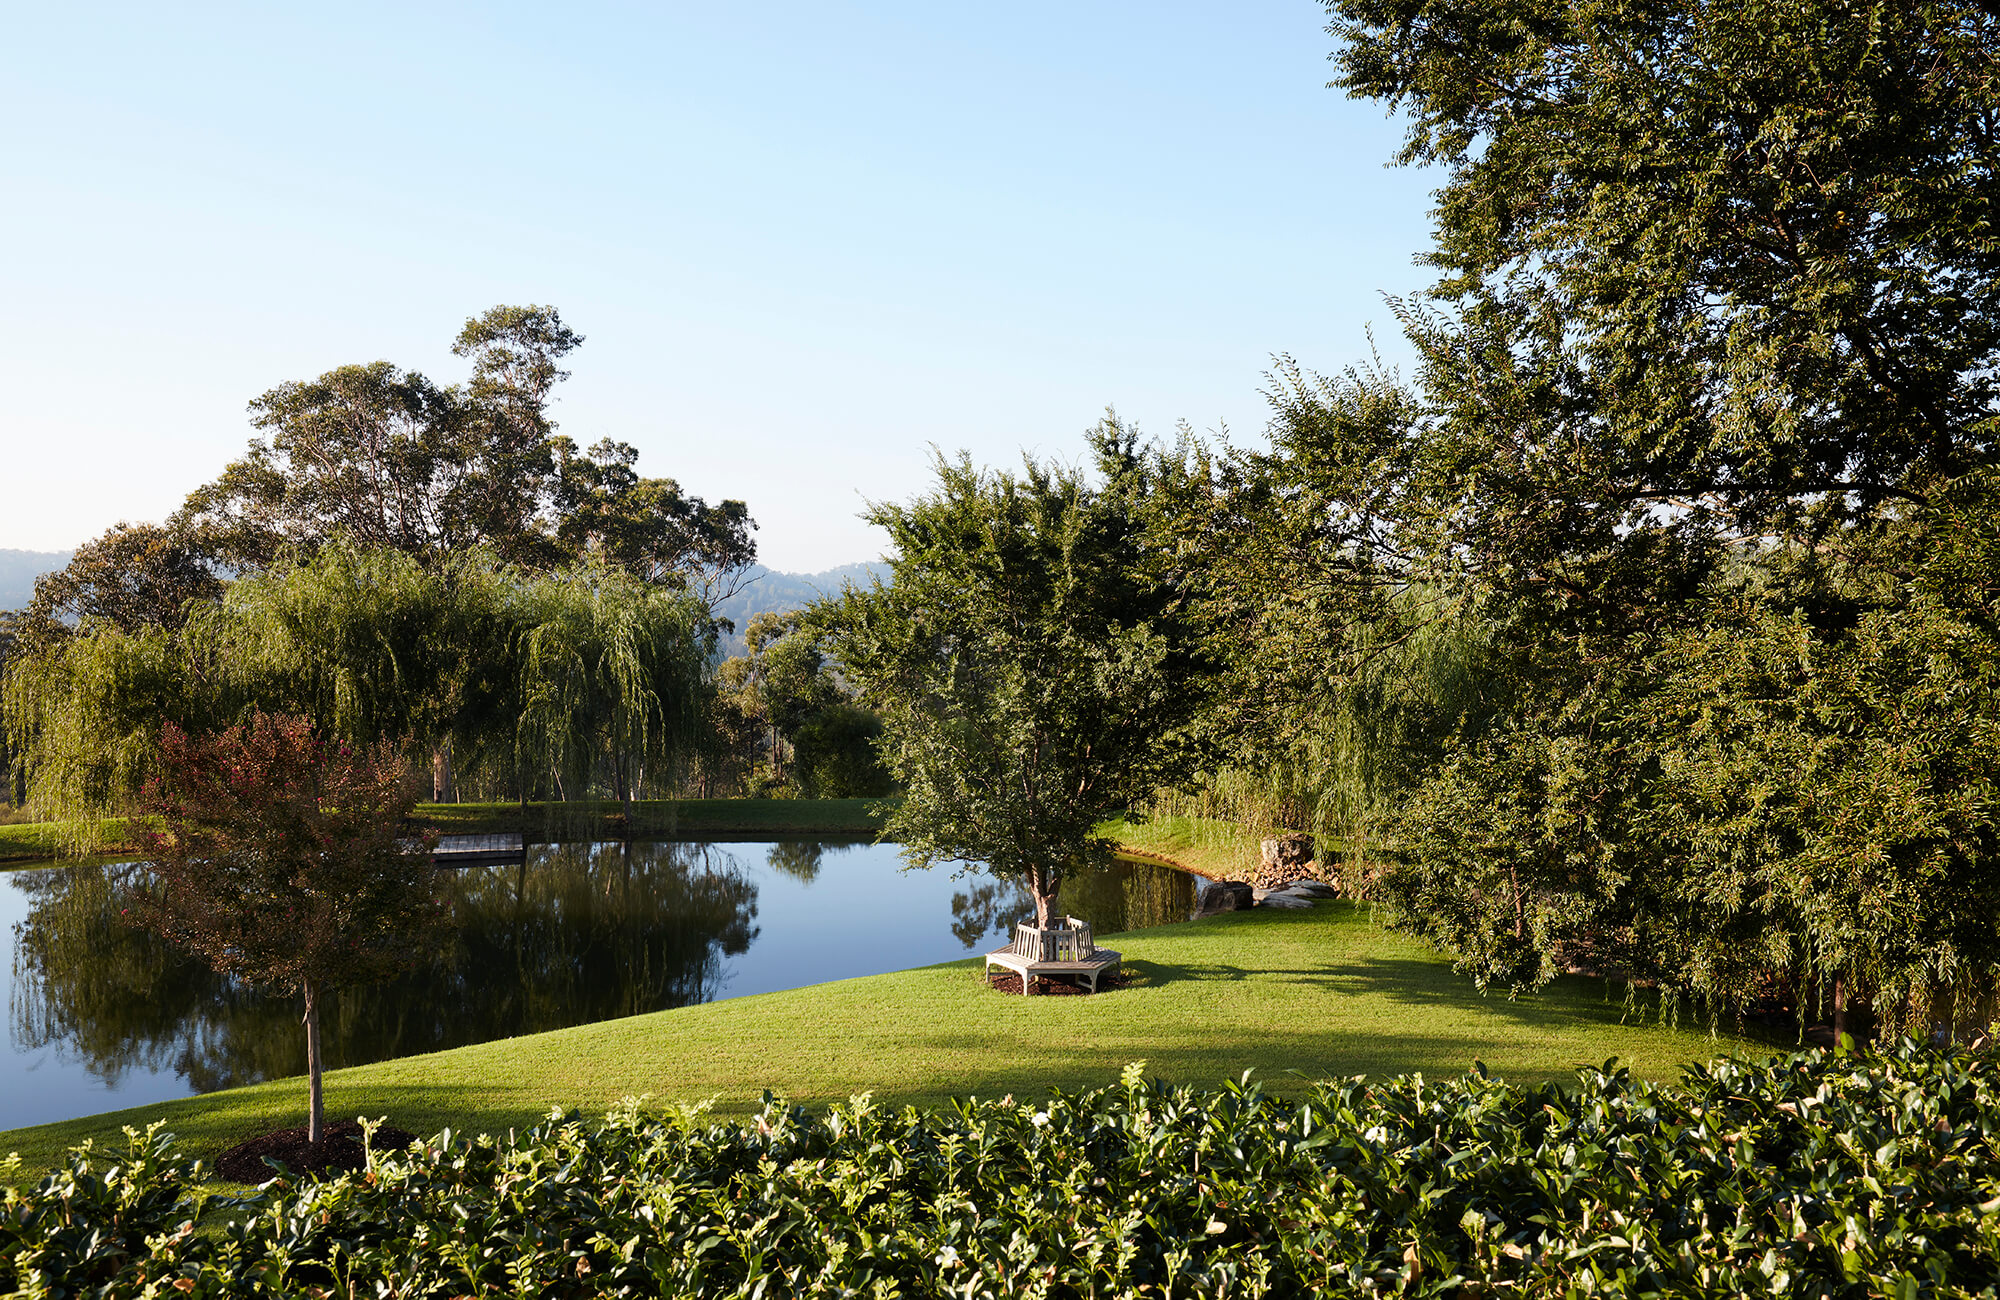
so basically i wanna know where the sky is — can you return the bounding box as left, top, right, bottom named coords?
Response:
left=0, top=1, right=1438, bottom=573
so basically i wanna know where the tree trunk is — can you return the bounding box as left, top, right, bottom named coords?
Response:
left=1832, top=973, right=1848, bottom=1045
left=303, top=980, right=326, bottom=1145
left=1031, top=867, right=1057, bottom=929
left=431, top=744, right=456, bottom=803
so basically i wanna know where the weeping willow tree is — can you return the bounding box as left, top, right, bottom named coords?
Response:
left=1157, top=585, right=1497, bottom=864
left=509, top=565, right=714, bottom=821
left=1, top=543, right=716, bottom=849
left=195, top=545, right=515, bottom=801
left=0, top=626, right=234, bottom=853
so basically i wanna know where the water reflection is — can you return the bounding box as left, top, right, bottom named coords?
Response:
left=947, top=857, right=1200, bottom=947
left=5, top=844, right=1200, bottom=1120
left=11, top=843, right=758, bottom=1092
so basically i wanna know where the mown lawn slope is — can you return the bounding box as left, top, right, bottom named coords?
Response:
left=0, top=900, right=1771, bottom=1178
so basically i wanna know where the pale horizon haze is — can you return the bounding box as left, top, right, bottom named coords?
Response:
left=1, top=2, right=1436, bottom=572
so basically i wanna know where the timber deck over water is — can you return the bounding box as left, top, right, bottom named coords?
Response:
left=433, top=833, right=526, bottom=867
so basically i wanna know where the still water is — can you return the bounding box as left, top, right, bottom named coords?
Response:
left=2, top=840, right=1198, bottom=1131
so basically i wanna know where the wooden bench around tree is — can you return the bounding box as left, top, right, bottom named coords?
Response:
left=983, top=918, right=1121, bottom=995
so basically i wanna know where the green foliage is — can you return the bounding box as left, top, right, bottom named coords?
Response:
left=136, top=712, right=447, bottom=1140
left=0, top=546, right=717, bottom=844
left=1206, top=0, right=2000, bottom=1021
left=15, top=521, right=223, bottom=654
left=10, top=1045, right=2000, bottom=1295
left=789, top=704, right=891, bottom=799
left=825, top=420, right=1214, bottom=922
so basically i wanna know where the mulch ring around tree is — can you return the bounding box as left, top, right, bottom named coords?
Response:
left=985, top=969, right=1131, bottom=996
left=215, top=1119, right=419, bottom=1183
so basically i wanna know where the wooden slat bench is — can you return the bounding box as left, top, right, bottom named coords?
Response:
left=983, top=918, right=1121, bottom=995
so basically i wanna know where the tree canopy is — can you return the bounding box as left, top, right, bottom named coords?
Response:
left=134, top=712, right=445, bottom=1143
left=1221, top=0, right=2000, bottom=1028
left=172, top=305, right=756, bottom=600
left=825, top=419, right=1214, bottom=926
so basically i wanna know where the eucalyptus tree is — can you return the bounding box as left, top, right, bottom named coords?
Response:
left=174, top=305, right=757, bottom=603
left=824, top=420, right=1214, bottom=929
left=1290, top=0, right=2000, bottom=1027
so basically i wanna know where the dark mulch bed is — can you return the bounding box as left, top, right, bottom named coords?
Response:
left=215, top=1119, right=419, bottom=1183
left=986, top=969, right=1130, bottom=996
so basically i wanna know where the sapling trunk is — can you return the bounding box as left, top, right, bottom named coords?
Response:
left=303, top=980, right=325, bottom=1145
left=1833, top=973, right=1848, bottom=1044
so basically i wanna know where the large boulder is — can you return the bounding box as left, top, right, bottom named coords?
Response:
left=1253, top=833, right=1318, bottom=890
left=1195, top=880, right=1256, bottom=916
left=1255, top=891, right=1313, bottom=910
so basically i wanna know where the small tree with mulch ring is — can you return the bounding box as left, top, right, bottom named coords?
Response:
left=134, top=711, right=446, bottom=1148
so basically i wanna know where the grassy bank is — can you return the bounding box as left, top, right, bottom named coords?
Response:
left=0, top=798, right=893, bottom=866
left=1101, top=813, right=1266, bottom=881
left=0, top=899, right=1771, bottom=1180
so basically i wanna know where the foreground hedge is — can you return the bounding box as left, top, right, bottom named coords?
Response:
left=6, top=1043, right=2000, bottom=1297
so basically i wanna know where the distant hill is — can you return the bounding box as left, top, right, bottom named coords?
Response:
left=0, top=549, right=70, bottom=610
left=711, top=562, right=888, bottom=658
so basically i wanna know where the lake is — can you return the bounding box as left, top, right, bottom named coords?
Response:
left=2, top=840, right=1200, bottom=1131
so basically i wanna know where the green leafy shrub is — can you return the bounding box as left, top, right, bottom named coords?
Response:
left=7, top=1044, right=2000, bottom=1296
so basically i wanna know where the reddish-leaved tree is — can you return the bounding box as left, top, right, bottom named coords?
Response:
left=135, top=711, right=445, bottom=1145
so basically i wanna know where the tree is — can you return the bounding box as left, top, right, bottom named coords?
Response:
left=551, top=437, right=758, bottom=609
left=133, top=712, right=446, bottom=1144
left=790, top=704, right=892, bottom=798
left=1275, top=0, right=2000, bottom=1025
left=175, top=305, right=758, bottom=601
left=825, top=421, right=1212, bottom=928
left=713, top=612, right=842, bottom=788
left=16, top=522, right=223, bottom=653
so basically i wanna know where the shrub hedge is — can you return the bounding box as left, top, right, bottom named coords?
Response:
left=6, top=1042, right=1998, bottom=1297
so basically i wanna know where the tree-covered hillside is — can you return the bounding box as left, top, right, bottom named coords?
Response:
left=710, top=562, right=886, bottom=657
left=0, top=550, right=71, bottom=610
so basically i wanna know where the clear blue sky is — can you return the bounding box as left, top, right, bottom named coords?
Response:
left=1, top=1, right=1436, bottom=572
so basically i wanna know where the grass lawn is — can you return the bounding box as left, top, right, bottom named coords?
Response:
left=0, top=899, right=1776, bottom=1180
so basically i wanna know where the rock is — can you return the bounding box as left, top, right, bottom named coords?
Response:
left=1257, top=891, right=1313, bottom=909
left=1260, top=833, right=1315, bottom=871
left=1195, top=880, right=1255, bottom=916
left=1284, top=880, right=1338, bottom=899
left=1253, top=833, right=1318, bottom=890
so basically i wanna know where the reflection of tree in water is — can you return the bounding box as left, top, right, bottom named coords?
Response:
left=763, top=838, right=874, bottom=885
left=764, top=840, right=824, bottom=884
left=1059, top=858, right=1198, bottom=934
left=948, top=858, right=1198, bottom=949
left=9, top=843, right=759, bottom=1093
left=950, top=878, right=1035, bottom=948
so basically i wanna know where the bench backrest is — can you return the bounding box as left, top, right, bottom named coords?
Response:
left=1012, top=919, right=1095, bottom=960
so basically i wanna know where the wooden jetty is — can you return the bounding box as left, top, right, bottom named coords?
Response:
left=432, top=833, right=527, bottom=867
left=983, top=917, right=1121, bottom=995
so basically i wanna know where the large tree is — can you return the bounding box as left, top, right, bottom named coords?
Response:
left=134, top=712, right=445, bottom=1145
left=1268, top=0, right=2000, bottom=1027
left=174, top=306, right=756, bottom=598
left=15, top=522, right=223, bottom=653
left=826, top=420, right=1213, bottom=928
